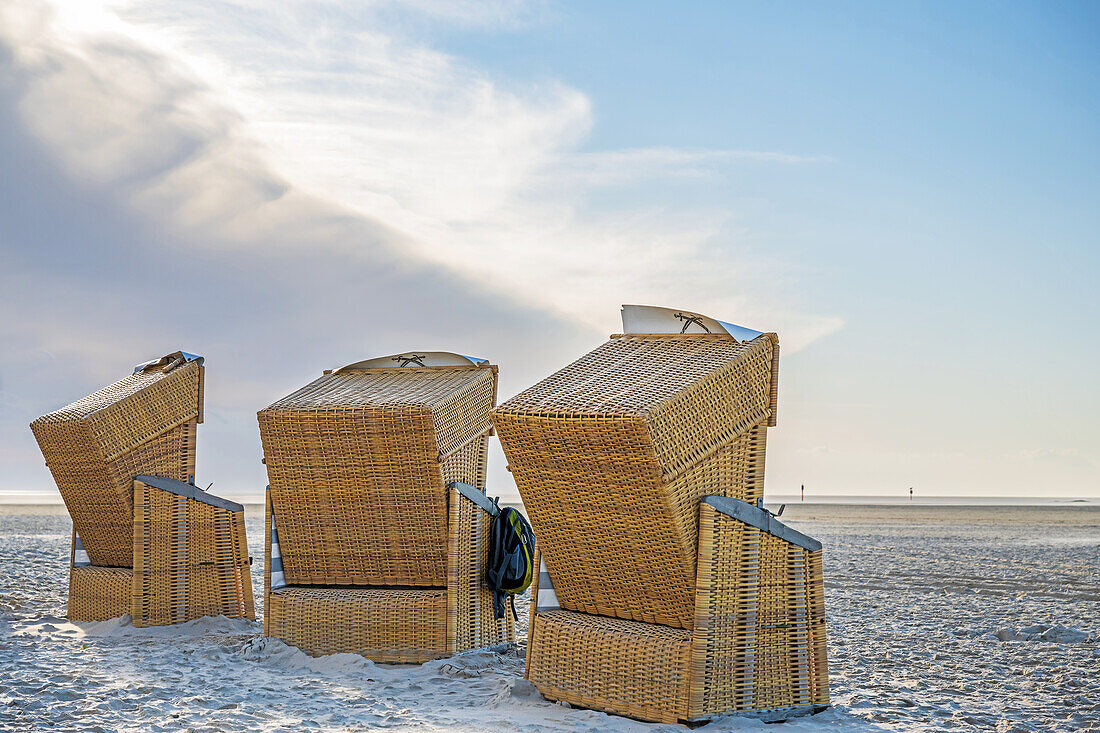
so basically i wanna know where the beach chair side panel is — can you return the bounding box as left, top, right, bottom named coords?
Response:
left=131, top=479, right=254, bottom=627
left=691, top=499, right=829, bottom=720
left=446, top=478, right=512, bottom=653
left=808, top=548, right=830, bottom=707
left=688, top=502, right=761, bottom=719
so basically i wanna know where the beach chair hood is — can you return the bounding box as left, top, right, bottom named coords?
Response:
left=492, top=306, right=779, bottom=628
left=30, top=350, right=205, bottom=567
left=257, top=352, right=497, bottom=587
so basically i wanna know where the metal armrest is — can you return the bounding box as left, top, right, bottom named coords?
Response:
left=135, top=475, right=244, bottom=513
left=701, top=495, right=820, bottom=551
left=450, top=481, right=499, bottom=517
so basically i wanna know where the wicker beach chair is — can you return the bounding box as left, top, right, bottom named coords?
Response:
left=30, top=351, right=255, bottom=627
left=257, top=352, right=514, bottom=662
left=491, top=305, right=829, bottom=724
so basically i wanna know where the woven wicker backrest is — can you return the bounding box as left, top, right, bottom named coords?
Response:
left=257, top=359, right=497, bottom=587
left=30, top=355, right=204, bottom=568
left=492, top=330, right=778, bottom=629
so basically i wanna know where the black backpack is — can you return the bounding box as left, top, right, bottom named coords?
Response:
left=488, top=505, right=536, bottom=620
left=450, top=482, right=536, bottom=621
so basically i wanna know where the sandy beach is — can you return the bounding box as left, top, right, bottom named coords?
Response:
left=1, top=502, right=1096, bottom=732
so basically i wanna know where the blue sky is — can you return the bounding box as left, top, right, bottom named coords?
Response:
left=0, top=0, right=1097, bottom=501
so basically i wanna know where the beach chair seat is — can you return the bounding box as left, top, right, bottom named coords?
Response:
left=257, top=352, right=514, bottom=662
left=493, top=306, right=830, bottom=724
left=31, top=352, right=255, bottom=627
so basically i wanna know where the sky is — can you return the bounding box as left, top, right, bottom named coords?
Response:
left=1, top=0, right=1097, bottom=502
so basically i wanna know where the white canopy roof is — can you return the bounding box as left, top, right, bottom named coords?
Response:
left=620, top=304, right=764, bottom=342
left=333, top=352, right=489, bottom=373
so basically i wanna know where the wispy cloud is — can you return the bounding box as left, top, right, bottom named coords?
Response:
left=549, top=146, right=833, bottom=189
left=4, top=0, right=841, bottom=348
left=371, top=0, right=557, bottom=30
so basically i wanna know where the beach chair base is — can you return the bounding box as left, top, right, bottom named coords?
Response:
left=527, top=610, right=828, bottom=725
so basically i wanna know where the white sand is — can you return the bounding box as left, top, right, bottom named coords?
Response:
left=1, top=504, right=1097, bottom=731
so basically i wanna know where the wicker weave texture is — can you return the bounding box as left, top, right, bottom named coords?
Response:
left=67, top=564, right=133, bottom=622
left=692, top=502, right=828, bottom=717
left=258, top=366, right=495, bottom=587
left=494, top=334, right=776, bottom=479
left=493, top=336, right=773, bottom=629
left=512, top=423, right=767, bottom=629
left=752, top=532, right=811, bottom=711
left=690, top=503, right=760, bottom=716
left=30, top=364, right=203, bottom=568
left=265, top=485, right=511, bottom=662
left=808, top=550, right=830, bottom=706
left=31, top=359, right=254, bottom=626
left=65, top=481, right=254, bottom=627
left=32, top=362, right=203, bottom=460
left=268, top=587, right=450, bottom=662
left=447, top=479, right=516, bottom=651
left=524, top=503, right=829, bottom=724
left=132, top=479, right=255, bottom=627
left=529, top=610, right=693, bottom=724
